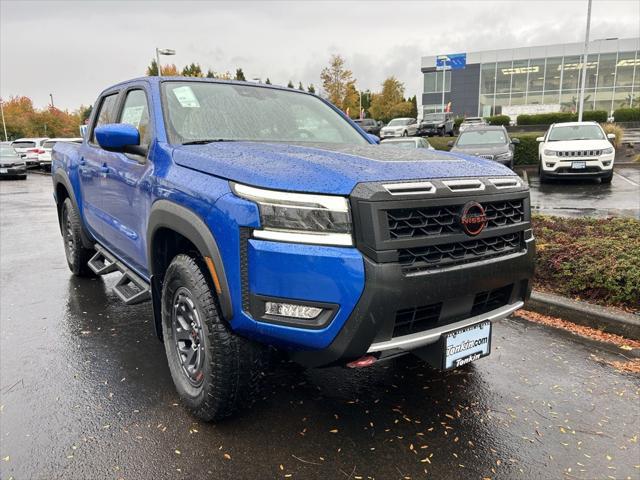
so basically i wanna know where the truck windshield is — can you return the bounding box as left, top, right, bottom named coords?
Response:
left=547, top=124, right=605, bottom=142
left=162, top=82, right=369, bottom=145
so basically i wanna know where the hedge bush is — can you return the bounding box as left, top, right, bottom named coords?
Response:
left=517, top=110, right=608, bottom=125
left=533, top=215, right=640, bottom=310
left=602, top=123, right=624, bottom=148
left=484, top=115, right=511, bottom=126
left=613, top=107, right=640, bottom=122
left=513, top=133, right=541, bottom=165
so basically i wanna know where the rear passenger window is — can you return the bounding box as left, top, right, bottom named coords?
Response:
left=119, top=90, right=151, bottom=147
left=91, top=93, right=119, bottom=143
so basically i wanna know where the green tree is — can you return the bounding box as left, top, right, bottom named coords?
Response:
left=409, top=95, right=418, bottom=118
left=342, top=82, right=360, bottom=118
left=369, top=76, right=406, bottom=122
left=146, top=59, right=159, bottom=76
left=320, top=54, right=356, bottom=110
left=182, top=63, right=203, bottom=77
left=287, top=80, right=294, bottom=88
left=298, top=82, right=305, bottom=91
left=307, top=84, right=316, bottom=94
left=206, top=69, right=216, bottom=78
left=79, top=105, right=92, bottom=123
left=235, top=68, right=246, bottom=81
left=265, top=78, right=272, bottom=85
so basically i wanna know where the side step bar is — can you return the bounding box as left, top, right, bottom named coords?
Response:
left=88, top=245, right=151, bottom=305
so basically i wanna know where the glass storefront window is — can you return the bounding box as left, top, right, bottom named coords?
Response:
left=544, top=57, right=562, bottom=91
left=560, top=91, right=580, bottom=113
left=495, top=61, right=512, bottom=94
left=585, top=53, right=599, bottom=89
left=561, top=55, right=582, bottom=93
left=543, top=90, right=560, bottom=106
left=597, top=53, right=617, bottom=89
left=510, top=92, right=526, bottom=106
left=593, top=88, right=614, bottom=114
left=510, top=60, right=529, bottom=92
left=526, top=92, right=543, bottom=105
left=615, top=51, right=637, bottom=88
left=480, top=63, right=496, bottom=94
left=424, top=71, right=450, bottom=93
left=527, top=58, right=546, bottom=91
left=493, top=93, right=510, bottom=114
left=614, top=87, right=634, bottom=109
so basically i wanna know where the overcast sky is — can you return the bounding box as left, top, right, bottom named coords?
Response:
left=1, top=0, right=639, bottom=110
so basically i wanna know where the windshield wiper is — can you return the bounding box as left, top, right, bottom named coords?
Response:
left=181, top=139, right=236, bottom=145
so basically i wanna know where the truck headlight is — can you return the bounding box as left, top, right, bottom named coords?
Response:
left=543, top=149, right=557, bottom=156
left=602, top=147, right=614, bottom=155
left=495, top=152, right=513, bottom=161
left=231, top=182, right=353, bottom=246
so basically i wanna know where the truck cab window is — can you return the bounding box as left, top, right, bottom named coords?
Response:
left=119, top=90, right=151, bottom=147
left=91, top=93, right=119, bottom=144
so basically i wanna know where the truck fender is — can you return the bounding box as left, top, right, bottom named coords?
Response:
left=147, top=200, right=233, bottom=322
left=52, top=169, right=95, bottom=249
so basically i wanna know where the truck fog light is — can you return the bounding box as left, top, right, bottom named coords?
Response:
left=265, top=302, right=323, bottom=319
left=545, top=162, right=555, bottom=168
left=602, top=160, right=611, bottom=166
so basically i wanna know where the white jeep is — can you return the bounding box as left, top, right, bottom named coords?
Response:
left=537, top=122, right=616, bottom=184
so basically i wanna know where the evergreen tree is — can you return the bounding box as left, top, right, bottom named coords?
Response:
left=265, top=78, right=272, bottom=85
left=287, top=80, right=294, bottom=88
left=307, top=84, right=316, bottom=94
left=235, top=68, right=246, bottom=81
left=206, top=69, right=216, bottom=78
left=298, top=82, right=305, bottom=91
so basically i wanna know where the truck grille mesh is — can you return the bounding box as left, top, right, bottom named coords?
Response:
left=387, top=199, right=524, bottom=239
left=399, top=232, right=522, bottom=271
left=557, top=150, right=602, bottom=157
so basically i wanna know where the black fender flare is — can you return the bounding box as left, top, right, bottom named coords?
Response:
left=147, top=200, right=233, bottom=321
left=52, top=169, right=95, bottom=249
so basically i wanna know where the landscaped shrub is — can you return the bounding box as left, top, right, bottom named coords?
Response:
left=454, top=117, right=464, bottom=129
left=517, top=110, right=608, bottom=125
left=602, top=123, right=624, bottom=148
left=532, top=215, right=640, bottom=310
left=613, top=107, right=640, bottom=122
left=513, top=133, right=542, bottom=165
left=484, top=115, right=510, bottom=126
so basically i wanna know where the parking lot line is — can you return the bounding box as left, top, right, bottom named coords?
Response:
left=614, top=172, right=639, bottom=187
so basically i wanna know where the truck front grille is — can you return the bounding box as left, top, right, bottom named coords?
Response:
left=393, top=302, right=442, bottom=337
left=387, top=199, right=524, bottom=239
left=399, top=232, right=522, bottom=272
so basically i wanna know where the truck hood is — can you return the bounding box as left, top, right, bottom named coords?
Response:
left=172, top=141, right=515, bottom=195
left=545, top=139, right=612, bottom=151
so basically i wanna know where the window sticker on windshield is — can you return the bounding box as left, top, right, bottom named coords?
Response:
left=121, top=105, right=145, bottom=127
left=173, top=86, right=200, bottom=108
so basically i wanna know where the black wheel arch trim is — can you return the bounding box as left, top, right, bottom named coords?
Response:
left=52, top=169, right=95, bottom=249
left=147, top=200, right=233, bottom=322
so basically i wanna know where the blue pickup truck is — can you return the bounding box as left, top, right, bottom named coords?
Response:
left=52, top=77, right=535, bottom=421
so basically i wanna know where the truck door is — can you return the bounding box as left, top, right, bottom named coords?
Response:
left=99, top=88, right=154, bottom=276
left=79, top=91, right=120, bottom=240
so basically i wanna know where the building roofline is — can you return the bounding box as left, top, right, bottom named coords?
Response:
left=421, top=37, right=639, bottom=70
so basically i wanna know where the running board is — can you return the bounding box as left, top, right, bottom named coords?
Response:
left=88, top=245, right=151, bottom=305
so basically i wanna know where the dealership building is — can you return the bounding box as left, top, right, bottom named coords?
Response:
left=420, top=37, right=639, bottom=118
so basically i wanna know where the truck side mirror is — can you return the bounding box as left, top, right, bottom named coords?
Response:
left=536, top=136, right=544, bottom=142
left=511, top=138, right=520, bottom=145
left=95, top=124, right=140, bottom=151
left=447, top=140, right=454, bottom=147
left=607, top=133, right=616, bottom=140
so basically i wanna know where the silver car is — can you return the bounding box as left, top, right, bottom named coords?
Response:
left=379, top=118, right=418, bottom=139
left=0, top=143, right=27, bottom=179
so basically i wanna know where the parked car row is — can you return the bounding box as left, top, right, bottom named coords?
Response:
left=0, top=142, right=27, bottom=179
left=9, top=137, right=82, bottom=171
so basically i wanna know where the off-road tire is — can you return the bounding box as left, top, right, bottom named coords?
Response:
left=61, top=198, right=95, bottom=277
left=538, top=162, right=548, bottom=184
left=161, top=254, right=266, bottom=422
left=601, top=172, right=613, bottom=184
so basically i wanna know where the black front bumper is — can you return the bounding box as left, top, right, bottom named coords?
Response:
left=543, top=167, right=611, bottom=179
left=292, top=237, right=535, bottom=367
left=416, top=126, right=441, bottom=136
left=0, top=166, right=27, bottom=176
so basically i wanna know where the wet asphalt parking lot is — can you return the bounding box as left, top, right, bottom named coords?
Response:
left=525, top=166, right=640, bottom=219
left=1, top=173, right=639, bottom=480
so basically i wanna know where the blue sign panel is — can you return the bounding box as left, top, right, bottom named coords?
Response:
left=436, top=53, right=467, bottom=70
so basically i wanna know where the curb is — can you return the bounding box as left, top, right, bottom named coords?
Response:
left=525, top=290, right=640, bottom=340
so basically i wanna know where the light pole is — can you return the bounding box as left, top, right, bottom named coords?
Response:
left=155, top=48, right=176, bottom=76
left=0, top=99, right=7, bottom=141
left=577, top=0, right=592, bottom=122
left=49, top=93, right=54, bottom=108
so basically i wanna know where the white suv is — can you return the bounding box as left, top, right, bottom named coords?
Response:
left=537, top=122, right=615, bottom=184
left=11, top=138, right=49, bottom=167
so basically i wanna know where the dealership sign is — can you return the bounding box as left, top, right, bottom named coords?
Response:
left=436, top=53, right=467, bottom=70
